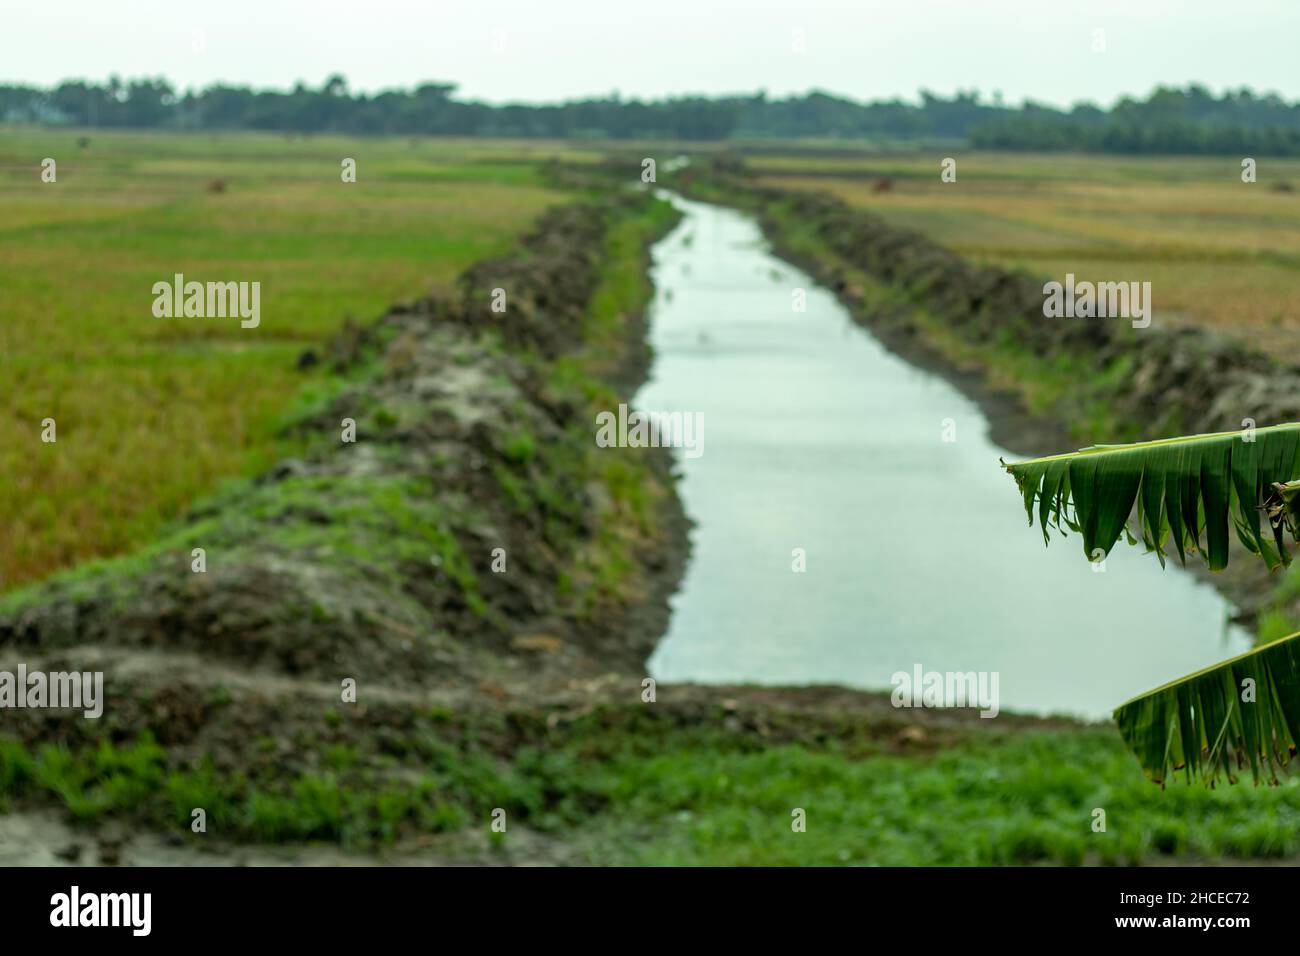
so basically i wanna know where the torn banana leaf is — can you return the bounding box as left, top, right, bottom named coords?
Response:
left=1114, top=629, right=1300, bottom=786
left=1003, top=423, right=1300, bottom=571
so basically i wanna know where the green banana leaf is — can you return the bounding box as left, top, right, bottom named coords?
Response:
left=1114, top=629, right=1300, bottom=786
left=1002, top=423, right=1300, bottom=785
left=1003, top=423, right=1300, bottom=571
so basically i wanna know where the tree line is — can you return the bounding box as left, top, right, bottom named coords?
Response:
left=3, top=76, right=1298, bottom=154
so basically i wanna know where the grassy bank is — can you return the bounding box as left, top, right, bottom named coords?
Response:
left=7, top=690, right=1300, bottom=865
left=749, top=193, right=1143, bottom=442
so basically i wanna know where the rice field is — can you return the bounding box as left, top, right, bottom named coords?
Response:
left=748, top=151, right=1300, bottom=356
left=0, top=128, right=585, bottom=589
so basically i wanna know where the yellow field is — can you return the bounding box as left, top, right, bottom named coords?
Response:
left=749, top=152, right=1300, bottom=355
left=0, top=128, right=586, bottom=589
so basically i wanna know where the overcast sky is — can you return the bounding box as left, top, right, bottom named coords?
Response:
left=3, top=0, right=1295, bottom=107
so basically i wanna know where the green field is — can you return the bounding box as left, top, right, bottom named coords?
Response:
left=0, top=128, right=591, bottom=589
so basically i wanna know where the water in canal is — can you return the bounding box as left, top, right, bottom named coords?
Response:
left=638, top=194, right=1250, bottom=720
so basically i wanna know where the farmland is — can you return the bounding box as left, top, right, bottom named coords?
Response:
left=747, top=151, right=1300, bottom=355
left=4, top=133, right=1300, bottom=867
left=0, top=128, right=582, bottom=589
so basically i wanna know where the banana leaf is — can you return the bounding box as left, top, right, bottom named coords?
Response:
left=1003, top=423, right=1300, bottom=784
left=1113, top=629, right=1300, bottom=786
left=1003, top=423, right=1300, bottom=571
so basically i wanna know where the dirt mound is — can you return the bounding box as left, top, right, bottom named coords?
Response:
left=0, top=192, right=687, bottom=708
left=455, top=202, right=610, bottom=359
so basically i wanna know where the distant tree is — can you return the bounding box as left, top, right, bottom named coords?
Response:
left=2, top=77, right=1298, bottom=153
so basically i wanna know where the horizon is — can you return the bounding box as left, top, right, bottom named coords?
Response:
left=3, top=0, right=1298, bottom=110
left=2, top=74, right=1293, bottom=114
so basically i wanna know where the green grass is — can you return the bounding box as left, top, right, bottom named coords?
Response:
left=540, top=196, right=682, bottom=616
left=0, top=127, right=573, bottom=590
left=578, top=727, right=1300, bottom=865
left=6, top=712, right=1300, bottom=864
